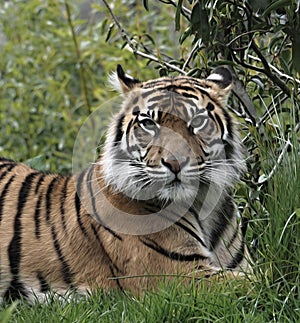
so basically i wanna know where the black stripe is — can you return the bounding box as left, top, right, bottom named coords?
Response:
left=214, top=113, right=225, bottom=138
left=125, top=119, right=133, bottom=152
left=3, top=279, right=28, bottom=301
left=188, top=206, right=205, bottom=231
left=223, top=109, right=233, bottom=138
left=34, top=173, right=46, bottom=194
left=33, top=173, right=47, bottom=238
left=208, top=199, right=235, bottom=251
left=60, top=177, right=70, bottom=231
left=167, top=85, right=197, bottom=94
left=241, top=216, right=248, bottom=237
left=181, top=216, right=198, bottom=230
left=75, top=192, right=89, bottom=238
left=176, top=102, right=190, bottom=121
left=223, top=140, right=235, bottom=160
left=114, top=114, right=125, bottom=146
left=148, top=94, right=168, bottom=103
left=7, top=172, right=39, bottom=297
left=175, top=221, right=207, bottom=248
left=157, top=110, right=163, bottom=123
left=193, top=86, right=214, bottom=101
left=45, top=176, right=60, bottom=222
left=0, top=174, right=16, bottom=223
left=0, top=157, right=15, bottom=162
left=37, top=272, right=50, bottom=293
left=0, top=163, right=17, bottom=182
left=75, top=170, right=89, bottom=238
left=226, top=239, right=245, bottom=269
left=0, top=162, right=17, bottom=171
left=51, top=224, right=74, bottom=285
left=146, top=103, right=160, bottom=110
left=74, top=166, right=88, bottom=232
left=176, top=97, right=198, bottom=108
left=141, top=238, right=207, bottom=262
left=86, top=166, right=122, bottom=240
left=208, top=216, right=230, bottom=251
left=177, top=91, right=198, bottom=100
left=141, top=87, right=169, bottom=98
left=34, top=193, right=43, bottom=239
left=91, top=224, right=124, bottom=292
left=226, top=223, right=240, bottom=249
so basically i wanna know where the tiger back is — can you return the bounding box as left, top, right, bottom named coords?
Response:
left=0, top=66, right=251, bottom=302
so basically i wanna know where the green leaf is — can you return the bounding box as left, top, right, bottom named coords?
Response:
left=190, top=3, right=210, bottom=43
left=24, top=155, right=47, bottom=171
left=179, top=26, right=192, bottom=44
left=105, top=23, right=115, bottom=42
left=187, top=67, right=201, bottom=77
left=292, top=30, right=300, bottom=72
left=175, top=0, right=183, bottom=31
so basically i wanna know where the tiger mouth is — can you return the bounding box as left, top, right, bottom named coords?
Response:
left=165, top=177, right=182, bottom=188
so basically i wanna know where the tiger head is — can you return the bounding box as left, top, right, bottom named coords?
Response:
left=101, top=65, right=244, bottom=204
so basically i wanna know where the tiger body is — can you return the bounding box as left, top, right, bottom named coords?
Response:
left=0, top=66, right=251, bottom=302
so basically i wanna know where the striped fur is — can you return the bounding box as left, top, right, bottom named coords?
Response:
left=0, top=66, right=251, bottom=302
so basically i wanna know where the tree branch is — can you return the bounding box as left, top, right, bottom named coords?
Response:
left=101, top=0, right=186, bottom=75
left=156, top=0, right=191, bottom=20
left=182, top=39, right=203, bottom=72
left=251, top=41, right=291, bottom=97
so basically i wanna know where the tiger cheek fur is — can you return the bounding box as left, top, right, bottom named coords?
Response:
left=0, top=65, right=251, bottom=302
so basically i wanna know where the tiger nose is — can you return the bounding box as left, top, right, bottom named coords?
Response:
left=161, top=156, right=189, bottom=174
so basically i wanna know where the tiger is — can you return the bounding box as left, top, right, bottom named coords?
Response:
left=0, top=65, right=251, bottom=303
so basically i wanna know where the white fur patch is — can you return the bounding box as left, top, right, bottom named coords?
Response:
left=206, top=73, right=224, bottom=82
left=108, top=71, right=122, bottom=93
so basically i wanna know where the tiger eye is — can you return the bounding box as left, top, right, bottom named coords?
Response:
left=140, top=118, right=157, bottom=130
left=190, top=116, right=205, bottom=128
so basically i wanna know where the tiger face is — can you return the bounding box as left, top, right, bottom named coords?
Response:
left=101, top=66, right=243, bottom=203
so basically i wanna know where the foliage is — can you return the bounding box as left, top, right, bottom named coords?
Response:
left=0, top=0, right=174, bottom=172
left=0, top=0, right=300, bottom=321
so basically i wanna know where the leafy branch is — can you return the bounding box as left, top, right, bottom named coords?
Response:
left=101, top=0, right=186, bottom=75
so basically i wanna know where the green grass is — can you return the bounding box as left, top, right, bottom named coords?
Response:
left=0, top=281, right=277, bottom=322
left=0, top=275, right=298, bottom=322
left=1, top=133, right=299, bottom=322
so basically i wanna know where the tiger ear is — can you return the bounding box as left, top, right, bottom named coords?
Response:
left=109, top=65, right=141, bottom=93
left=206, top=67, right=232, bottom=90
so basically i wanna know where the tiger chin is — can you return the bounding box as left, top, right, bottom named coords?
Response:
left=0, top=65, right=252, bottom=303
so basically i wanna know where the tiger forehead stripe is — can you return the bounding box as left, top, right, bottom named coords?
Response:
left=142, top=88, right=199, bottom=105
left=140, top=81, right=223, bottom=107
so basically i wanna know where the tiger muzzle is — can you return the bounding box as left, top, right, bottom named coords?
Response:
left=161, top=156, right=189, bottom=175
